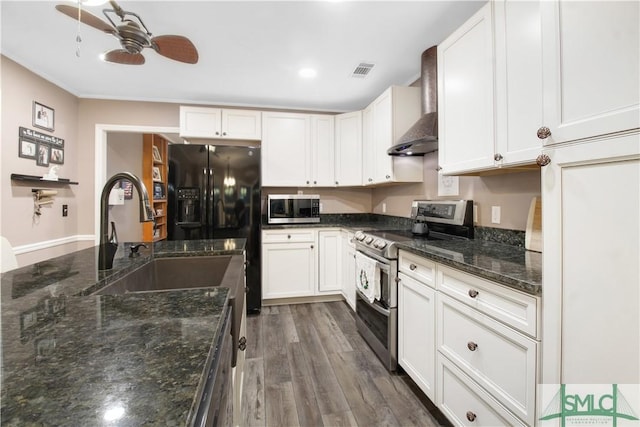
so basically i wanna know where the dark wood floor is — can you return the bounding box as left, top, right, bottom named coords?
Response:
left=242, top=301, right=442, bottom=427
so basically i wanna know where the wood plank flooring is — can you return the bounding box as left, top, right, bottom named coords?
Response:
left=242, top=301, right=443, bottom=427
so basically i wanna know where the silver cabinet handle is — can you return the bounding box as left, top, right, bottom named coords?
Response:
left=313, top=181, right=317, bottom=184
left=310, top=245, right=314, bottom=249
left=436, top=166, right=442, bottom=172
left=537, top=126, right=551, bottom=139
left=306, top=180, right=310, bottom=184
left=536, top=154, right=551, bottom=167
left=466, top=411, right=477, bottom=422
left=467, top=341, right=478, bottom=351
left=368, top=178, right=373, bottom=182
left=222, top=132, right=227, bottom=136
left=494, top=153, right=503, bottom=161
left=287, top=234, right=291, bottom=239
left=335, top=181, right=339, bottom=185
left=385, top=175, right=390, bottom=179
left=468, top=289, right=479, bottom=298
left=215, top=131, right=220, bottom=136
left=409, top=263, right=417, bottom=271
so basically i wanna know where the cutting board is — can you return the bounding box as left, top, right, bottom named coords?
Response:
left=525, top=197, right=542, bottom=252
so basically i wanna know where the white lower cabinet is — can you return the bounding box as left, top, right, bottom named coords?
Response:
left=341, top=231, right=356, bottom=310
left=398, top=249, right=540, bottom=426
left=398, top=272, right=436, bottom=401
left=318, top=230, right=342, bottom=293
left=262, top=230, right=316, bottom=299
left=262, top=228, right=345, bottom=301
left=437, top=355, right=526, bottom=427
left=437, top=293, right=537, bottom=426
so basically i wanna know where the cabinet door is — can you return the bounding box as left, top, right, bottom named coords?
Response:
left=398, top=272, right=436, bottom=401
left=540, top=1, right=640, bottom=145
left=335, top=111, right=362, bottom=186
left=361, top=105, right=375, bottom=185
left=372, top=88, right=394, bottom=183
left=318, top=230, right=341, bottom=293
left=541, top=132, right=640, bottom=385
left=180, top=106, right=222, bottom=138
left=438, top=4, right=495, bottom=174
left=262, top=241, right=316, bottom=299
left=221, top=109, right=262, bottom=140
left=493, top=0, right=544, bottom=167
left=311, top=115, right=335, bottom=187
left=262, top=112, right=310, bottom=186
left=341, top=231, right=356, bottom=310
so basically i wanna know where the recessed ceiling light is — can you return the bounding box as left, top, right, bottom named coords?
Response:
left=299, top=68, right=317, bottom=79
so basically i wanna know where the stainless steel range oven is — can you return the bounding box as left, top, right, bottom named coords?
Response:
left=353, top=200, right=474, bottom=371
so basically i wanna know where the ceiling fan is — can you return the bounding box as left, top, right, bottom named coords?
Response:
left=55, top=0, right=198, bottom=65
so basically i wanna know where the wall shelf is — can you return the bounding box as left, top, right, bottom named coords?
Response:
left=11, top=173, right=78, bottom=185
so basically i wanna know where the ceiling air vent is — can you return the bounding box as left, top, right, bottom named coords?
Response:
left=351, top=62, right=374, bottom=78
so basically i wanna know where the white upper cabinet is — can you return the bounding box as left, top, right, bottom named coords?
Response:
left=335, top=111, right=362, bottom=186
left=493, top=0, right=544, bottom=167
left=310, top=115, right=335, bottom=187
left=365, top=86, right=423, bottom=185
left=540, top=1, right=640, bottom=146
left=262, top=112, right=311, bottom=186
left=261, top=112, right=335, bottom=187
left=180, top=106, right=262, bottom=140
left=438, top=4, right=495, bottom=175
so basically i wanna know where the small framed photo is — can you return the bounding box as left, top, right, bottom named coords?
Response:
left=152, top=166, right=162, bottom=182
left=19, top=139, right=37, bottom=159
left=33, top=101, right=55, bottom=132
left=153, top=182, right=165, bottom=199
left=152, top=146, right=162, bottom=163
left=36, top=143, right=50, bottom=167
left=50, top=147, right=64, bottom=164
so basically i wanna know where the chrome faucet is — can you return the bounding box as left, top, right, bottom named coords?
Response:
left=99, top=172, right=154, bottom=270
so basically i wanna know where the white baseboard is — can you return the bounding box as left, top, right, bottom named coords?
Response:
left=13, top=235, right=95, bottom=255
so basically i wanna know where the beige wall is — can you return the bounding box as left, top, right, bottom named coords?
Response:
left=1, top=57, right=85, bottom=266
left=106, top=132, right=144, bottom=242
left=372, top=152, right=541, bottom=230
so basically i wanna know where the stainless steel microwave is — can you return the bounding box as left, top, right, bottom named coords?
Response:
left=267, top=195, right=320, bottom=224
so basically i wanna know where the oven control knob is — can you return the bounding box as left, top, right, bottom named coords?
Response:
left=374, top=240, right=387, bottom=249
left=364, top=236, right=374, bottom=244
left=354, top=231, right=365, bottom=241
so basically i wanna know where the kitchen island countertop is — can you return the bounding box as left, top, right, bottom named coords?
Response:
left=0, top=239, right=245, bottom=426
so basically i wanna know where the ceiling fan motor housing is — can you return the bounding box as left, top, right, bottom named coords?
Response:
left=117, top=20, right=151, bottom=54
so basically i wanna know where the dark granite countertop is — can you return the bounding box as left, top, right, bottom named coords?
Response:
left=263, top=216, right=541, bottom=296
left=397, top=239, right=541, bottom=296
left=0, top=238, right=245, bottom=426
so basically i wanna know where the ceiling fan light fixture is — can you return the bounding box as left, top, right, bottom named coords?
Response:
left=81, top=0, right=108, bottom=6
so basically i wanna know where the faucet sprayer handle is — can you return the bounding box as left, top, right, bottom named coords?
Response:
left=109, top=221, right=118, bottom=245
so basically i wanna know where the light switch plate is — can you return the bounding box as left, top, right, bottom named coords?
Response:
left=491, top=206, right=501, bottom=224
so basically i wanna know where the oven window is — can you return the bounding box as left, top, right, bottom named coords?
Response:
left=356, top=292, right=388, bottom=349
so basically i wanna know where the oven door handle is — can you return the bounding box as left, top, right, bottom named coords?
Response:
left=356, top=289, right=391, bottom=316
left=356, top=250, right=391, bottom=273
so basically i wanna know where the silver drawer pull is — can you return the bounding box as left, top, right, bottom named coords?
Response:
left=468, top=289, right=479, bottom=298
left=466, top=411, right=477, bottom=422
left=409, top=263, right=417, bottom=271
left=467, top=341, right=478, bottom=351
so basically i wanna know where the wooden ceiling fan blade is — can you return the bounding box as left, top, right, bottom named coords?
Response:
left=55, top=4, right=114, bottom=33
left=152, top=35, right=199, bottom=64
left=103, top=49, right=145, bottom=65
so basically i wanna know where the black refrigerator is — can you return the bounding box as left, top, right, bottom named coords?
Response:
left=167, top=144, right=262, bottom=314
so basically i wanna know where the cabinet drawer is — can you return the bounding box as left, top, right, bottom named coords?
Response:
left=262, top=229, right=315, bottom=243
left=437, top=264, right=539, bottom=338
left=437, top=354, right=526, bottom=426
left=398, top=250, right=436, bottom=288
left=437, top=294, right=537, bottom=426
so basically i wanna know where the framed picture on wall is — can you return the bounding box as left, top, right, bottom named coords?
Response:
left=50, top=147, right=64, bottom=164
left=33, top=101, right=55, bottom=132
left=36, top=143, right=50, bottom=167
left=152, top=146, right=162, bottom=163
left=19, top=139, right=37, bottom=159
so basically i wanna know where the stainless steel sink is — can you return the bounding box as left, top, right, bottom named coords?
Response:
left=95, top=255, right=246, bottom=366
left=95, top=256, right=234, bottom=295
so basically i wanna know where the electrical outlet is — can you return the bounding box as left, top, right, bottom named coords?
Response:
left=382, top=203, right=387, bottom=213
left=473, top=205, right=478, bottom=223
left=319, top=203, right=323, bottom=213
left=62, top=204, right=68, bottom=217
left=491, top=206, right=501, bottom=224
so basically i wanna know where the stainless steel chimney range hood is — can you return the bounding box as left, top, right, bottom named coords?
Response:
left=388, top=46, right=438, bottom=156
